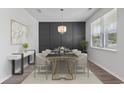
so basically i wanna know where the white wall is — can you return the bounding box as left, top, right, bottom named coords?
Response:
left=0, top=8, right=38, bottom=83
left=86, top=8, right=124, bottom=81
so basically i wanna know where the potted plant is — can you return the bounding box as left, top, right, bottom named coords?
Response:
left=80, top=40, right=88, bottom=53
left=22, top=43, right=29, bottom=52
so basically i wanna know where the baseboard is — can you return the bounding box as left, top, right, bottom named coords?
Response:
left=89, top=59, right=124, bottom=82
left=0, top=64, right=29, bottom=84
left=0, top=74, right=11, bottom=84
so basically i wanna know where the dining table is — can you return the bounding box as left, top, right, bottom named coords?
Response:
left=46, top=51, right=78, bottom=80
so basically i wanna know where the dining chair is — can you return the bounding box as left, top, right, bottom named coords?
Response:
left=72, top=49, right=78, bottom=52
left=75, top=53, right=89, bottom=78
left=34, top=53, right=51, bottom=80
left=45, top=49, right=51, bottom=54
left=72, top=50, right=82, bottom=56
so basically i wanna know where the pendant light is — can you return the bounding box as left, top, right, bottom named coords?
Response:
left=58, top=9, right=66, bottom=34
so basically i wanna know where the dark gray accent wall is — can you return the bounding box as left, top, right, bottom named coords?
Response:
left=39, top=22, right=85, bottom=52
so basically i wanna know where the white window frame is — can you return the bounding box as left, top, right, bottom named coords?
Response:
left=91, top=17, right=103, bottom=48
left=104, top=9, right=117, bottom=49
left=91, top=9, right=117, bottom=51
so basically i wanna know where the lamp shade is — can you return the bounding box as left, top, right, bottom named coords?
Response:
left=58, top=26, right=66, bottom=34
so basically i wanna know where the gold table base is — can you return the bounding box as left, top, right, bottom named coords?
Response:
left=51, top=59, right=76, bottom=80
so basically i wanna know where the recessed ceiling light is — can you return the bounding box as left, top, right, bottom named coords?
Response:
left=60, top=9, right=64, bottom=11
left=88, top=8, right=92, bottom=11
left=37, top=9, right=42, bottom=13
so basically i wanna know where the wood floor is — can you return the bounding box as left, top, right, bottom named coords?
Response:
left=2, top=61, right=123, bottom=84
left=88, top=61, right=123, bottom=84
left=2, top=65, right=34, bottom=84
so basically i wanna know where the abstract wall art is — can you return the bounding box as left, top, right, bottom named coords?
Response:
left=11, top=19, right=28, bottom=45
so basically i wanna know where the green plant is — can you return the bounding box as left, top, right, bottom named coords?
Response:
left=80, top=40, right=88, bottom=52
left=22, top=43, right=28, bottom=49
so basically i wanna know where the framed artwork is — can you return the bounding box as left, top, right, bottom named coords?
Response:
left=11, top=19, right=28, bottom=45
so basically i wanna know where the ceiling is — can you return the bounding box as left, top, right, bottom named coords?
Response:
left=25, top=8, right=99, bottom=22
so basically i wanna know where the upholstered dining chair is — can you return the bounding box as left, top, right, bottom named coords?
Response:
left=34, top=53, right=51, bottom=80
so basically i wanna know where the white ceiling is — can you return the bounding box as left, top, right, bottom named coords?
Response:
left=25, top=8, right=99, bottom=22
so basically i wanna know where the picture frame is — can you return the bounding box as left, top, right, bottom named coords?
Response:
left=10, top=19, right=28, bottom=45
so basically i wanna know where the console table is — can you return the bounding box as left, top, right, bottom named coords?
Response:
left=8, top=50, right=36, bottom=75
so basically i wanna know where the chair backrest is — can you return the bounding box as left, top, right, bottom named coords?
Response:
left=36, top=53, right=47, bottom=65
left=42, top=51, right=48, bottom=56
left=77, top=53, right=87, bottom=65
left=72, top=49, right=78, bottom=52
left=73, top=51, right=81, bottom=56
left=42, top=51, right=46, bottom=53
left=45, top=49, right=51, bottom=54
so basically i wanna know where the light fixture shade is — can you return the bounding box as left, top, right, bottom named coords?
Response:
left=58, top=26, right=66, bottom=34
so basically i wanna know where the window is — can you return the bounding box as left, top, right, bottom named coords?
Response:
left=91, top=18, right=103, bottom=48
left=91, top=9, right=117, bottom=50
left=104, top=9, right=117, bottom=49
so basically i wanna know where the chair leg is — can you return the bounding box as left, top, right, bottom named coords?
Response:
left=83, top=66, right=85, bottom=73
left=38, top=66, right=40, bottom=73
left=34, top=67, right=36, bottom=78
left=46, top=65, right=50, bottom=80
left=87, top=66, right=89, bottom=78
left=74, top=64, right=76, bottom=79
left=75, top=64, right=89, bottom=78
left=46, top=71, right=48, bottom=80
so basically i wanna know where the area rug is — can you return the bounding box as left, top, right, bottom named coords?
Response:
left=21, top=71, right=103, bottom=84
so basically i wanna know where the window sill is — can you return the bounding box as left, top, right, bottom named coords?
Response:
left=90, top=47, right=118, bottom=52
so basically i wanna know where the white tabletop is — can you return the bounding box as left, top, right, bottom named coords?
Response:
left=8, top=51, right=34, bottom=61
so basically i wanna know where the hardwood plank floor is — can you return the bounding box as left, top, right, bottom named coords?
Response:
left=2, top=61, right=123, bottom=84
left=1, top=65, right=34, bottom=84
left=88, top=61, right=123, bottom=84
